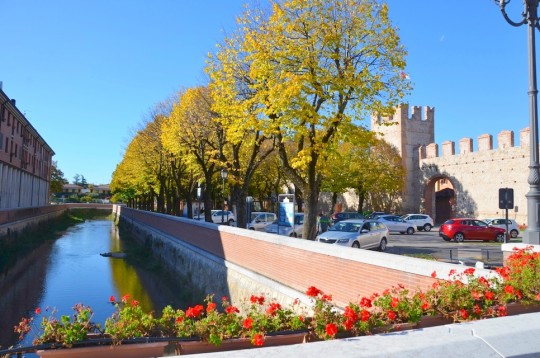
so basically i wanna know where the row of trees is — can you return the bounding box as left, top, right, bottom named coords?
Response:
left=111, top=0, right=409, bottom=240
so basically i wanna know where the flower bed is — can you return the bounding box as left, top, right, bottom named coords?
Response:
left=7, top=246, right=540, bottom=356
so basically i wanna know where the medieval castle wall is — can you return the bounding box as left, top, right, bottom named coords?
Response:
left=419, top=128, right=529, bottom=224
left=372, top=104, right=529, bottom=225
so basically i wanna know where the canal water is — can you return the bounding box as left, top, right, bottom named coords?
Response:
left=0, top=219, right=199, bottom=352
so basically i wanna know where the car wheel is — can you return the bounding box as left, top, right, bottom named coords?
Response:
left=352, top=241, right=360, bottom=249
left=249, top=227, right=255, bottom=230
left=290, top=232, right=297, bottom=238
left=510, top=229, right=519, bottom=238
left=406, top=227, right=415, bottom=235
left=424, top=224, right=432, bottom=232
left=442, top=237, right=451, bottom=242
left=378, top=238, right=387, bottom=252
left=496, top=233, right=505, bottom=243
left=453, top=232, right=465, bottom=243
left=228, top=219, right=235, bottom=226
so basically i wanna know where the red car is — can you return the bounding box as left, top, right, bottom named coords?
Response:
left=439, top=218, right=506, bottom=243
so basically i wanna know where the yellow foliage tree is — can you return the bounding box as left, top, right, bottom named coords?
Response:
left=237, top=0, right=411, bottom=239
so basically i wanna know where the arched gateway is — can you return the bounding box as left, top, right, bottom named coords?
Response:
left=372, top=104, right=529, bottom=225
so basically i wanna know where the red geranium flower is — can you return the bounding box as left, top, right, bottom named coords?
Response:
left=360, top=309, right=370, bottom=322
left=175, top=316, right=184, bottom=323
left=460, top=309, right=469, bottom=320
left=109, top=295, right=116, bottom=303
left=243, top=317, right=253, bottom=329
left=226, top=305, right=240, bottom=314
left=497, top=305, right=508, bottom=317
left=266, top=302, right=282, bottom=316
left=306, top=286, right=322, bottom=297
left=35, top=307, right=41, bottom=315
left=325, top=323, right=338, bottom=337
left=390, top=297, right=399, bottom=308
left=206, top=302, right=216, bottom=313
left=186, top=305, right=204, bottom=318
left=485, top=291, right=495, bottom=301
left=431, top=271, right=437, bottom=278
left=344, top=306, right=358, bottom=322
left=504, top=285, right=515, bottom=294
left=121, top=294, right=130, bottom=303
left=463, top=268, right=475, bottom=275
left=387, top=310, right=396, bottom=321
left=253, top=333, right=265, bottom=346
left=359, top=297, right=372, bottom=308
left=130, top=300, right=139, bottom=307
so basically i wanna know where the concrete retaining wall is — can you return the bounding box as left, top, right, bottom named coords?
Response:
left=117, top=206, right=496, bottom=309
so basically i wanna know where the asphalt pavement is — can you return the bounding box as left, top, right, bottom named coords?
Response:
left=385, top=226, right=518, bottom=267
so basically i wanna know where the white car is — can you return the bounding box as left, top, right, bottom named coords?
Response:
left=401, top=214, right=434, bottom=232
left=210, top=210, right=236, bottom=225
left=247, top=212, right=277, bottom=231
left=265, top=213, right=304, bottom=238
left=377, top=215, right=415, bottom=235
left=485, top=218, right=520, bottom=239
left=316, top=219, right=389, bottom=251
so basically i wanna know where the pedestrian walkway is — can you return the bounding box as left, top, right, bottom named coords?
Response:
left=174, top=312, right=540, bottom=357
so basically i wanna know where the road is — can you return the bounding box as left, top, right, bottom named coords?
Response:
left=385, top=227, right=521, bottom=267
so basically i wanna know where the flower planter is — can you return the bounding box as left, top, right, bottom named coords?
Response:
left=36, top=342, right=168, bottom=358
left=176, top=331, right=308, bottom=355
left=506, top=303, right=540, bottom=316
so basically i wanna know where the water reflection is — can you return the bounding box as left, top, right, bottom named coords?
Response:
left=0, top=219, right=196, bottom=351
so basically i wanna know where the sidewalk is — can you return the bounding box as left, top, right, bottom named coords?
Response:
left=176, top=312, right=540, bottom=357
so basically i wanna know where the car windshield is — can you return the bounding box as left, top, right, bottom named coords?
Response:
left=328, top=221, right=362, bottom=232
left=250, top=213, right=260, bottom=221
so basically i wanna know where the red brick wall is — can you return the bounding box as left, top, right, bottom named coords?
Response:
left=121, top=207, right=452, bottom=307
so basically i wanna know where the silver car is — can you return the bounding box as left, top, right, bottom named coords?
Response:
left=248, top=212, right=277, bottom=231
left=316, top=219, right=389, bottom=251
left=401, top=214, right=434, bottom=232
left=485, top=218, right=520, bottom=238
left=377, top=215, right=415, bottom=235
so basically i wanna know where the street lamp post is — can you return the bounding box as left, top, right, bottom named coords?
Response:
left=496, top=0, right=540, bottom=244
left=197, top=182, right=202, bottom=221
left=221, top=169, right=228, bottom=224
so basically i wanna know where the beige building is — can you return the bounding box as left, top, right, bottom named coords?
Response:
left=0, top=85, right=54, bottom=208
left=373, top=104, right=528, bottom=225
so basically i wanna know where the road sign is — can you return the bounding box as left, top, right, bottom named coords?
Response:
left=498, top=188, right=514, bottom=210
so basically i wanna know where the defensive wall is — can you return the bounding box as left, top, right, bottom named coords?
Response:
left=372, top=104, right=529, bottom=224
left=419, top=128, right=529, bottom=224
left=115, top=205, right=496, bottom=310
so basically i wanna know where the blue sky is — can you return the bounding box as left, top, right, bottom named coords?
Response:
left=0, top=1, right=531, bottom=185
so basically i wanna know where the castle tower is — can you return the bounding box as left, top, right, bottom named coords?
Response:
left=371, top=104, right=435, bottom=213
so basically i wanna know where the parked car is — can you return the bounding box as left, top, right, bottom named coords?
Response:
left=376, top=215, right=415, bottom=235
left=330, top=212, right=365, bottom=226
left=484, top=218, right=520, bottom=239
left=210, top=210, right=236, bottom=225
left=438, top=218, right=506, bottom=243
left=316, top=219, right=389, bottom=251
left=401, top=214, right=434, bottom=232
left=247, top=212, right=277, bottom=231
left=366, top=211, right=387, bottom=219
left=265, top=213, right=304, bottom=238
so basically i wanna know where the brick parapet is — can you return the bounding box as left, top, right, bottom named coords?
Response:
left=117, top=206, right=495, bottom=309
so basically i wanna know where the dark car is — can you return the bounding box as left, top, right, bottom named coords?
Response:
left=439, top=218, right=506, bottom=243
left=330, top=212, right=365, bottom=226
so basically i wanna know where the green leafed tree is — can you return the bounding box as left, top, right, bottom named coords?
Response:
left=50, top=161, right=68, bottom=194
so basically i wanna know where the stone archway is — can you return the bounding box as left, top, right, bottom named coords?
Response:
left=423, top=176, right=455, bottom=224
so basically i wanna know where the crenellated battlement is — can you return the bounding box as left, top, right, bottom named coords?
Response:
left=371, top=103, right=435, bottom=127
left=419, top=127, right=530, bottom=159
